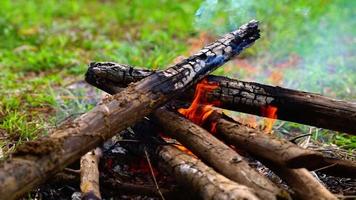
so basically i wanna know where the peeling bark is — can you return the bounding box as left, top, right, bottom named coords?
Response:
left=87, top=62, right=356, bottom=134
left=80, top=148, right=102, bottom=200
left=152, top=108, right=291, bottom=200
left=0, top=20, right=260, bottom=200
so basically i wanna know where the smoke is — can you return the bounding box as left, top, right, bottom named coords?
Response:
left=194, top=0, right=356, bottom=100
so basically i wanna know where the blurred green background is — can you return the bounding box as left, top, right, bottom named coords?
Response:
left=0, top=0, right=355, bottom=155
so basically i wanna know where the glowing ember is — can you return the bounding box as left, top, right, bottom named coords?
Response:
left=178, top=79, right=220, bottom=131
left=261, top=105, right=278, bottom=133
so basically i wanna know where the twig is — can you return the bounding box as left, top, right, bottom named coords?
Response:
left=313, top=163, right=338, bottom=173
left=144, top=147, right=165, bottom=200
left=289, top=133, right=313, bottom=144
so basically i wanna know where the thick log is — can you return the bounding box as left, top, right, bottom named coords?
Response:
left=208, top=112, right=356, bottom=178
left=157, top=144, right=260, bottom=200
left=208, top=112, right=338, bottom=200
left=0, top=20, right=260, bottom=200
left=152, top=108, right=291, bottom=200
left=80, top=148, right=102, bottom=200
left=87, top=62, right=356, bottom=134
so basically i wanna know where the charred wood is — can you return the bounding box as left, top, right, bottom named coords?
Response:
left=0, top=20, right=260, bottom=200
left=87, top=62, right=356, bottom=135
left=152, top=108, right=291, bottom=200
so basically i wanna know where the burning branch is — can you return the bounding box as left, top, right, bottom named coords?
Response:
left=0, top=20, right=260, bottom=200
left=87, top=62, right=356, bottom=135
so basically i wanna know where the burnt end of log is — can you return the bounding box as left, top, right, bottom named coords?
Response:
left=87, top=62, right=356, bottom=134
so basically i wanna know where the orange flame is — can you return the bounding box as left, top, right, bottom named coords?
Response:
left=261, top=105, right=278, bottom=133
left=178, top=79, right=220, bottom=132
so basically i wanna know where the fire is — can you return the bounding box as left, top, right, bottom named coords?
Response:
left=177, top=79, right=221, bottom=134
left=261, top=105, right=278, bottom=133
left=178, top=79, right=220, bottom=132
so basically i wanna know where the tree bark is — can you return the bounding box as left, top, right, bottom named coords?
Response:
left=87, top=62, right=356, bottom=135
left=157, top=144, right=260, bottom=200
left=0, top=20, right=260, bottom=200
left=152, top=108, right=291, bottom=200
left=80, top=148, right=102, bottom=200
left=208, top=112, right=356, bottom=178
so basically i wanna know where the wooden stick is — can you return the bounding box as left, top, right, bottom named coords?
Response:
left=80, top=148, right=102, bottom=200
left=87, top=62, right=356, bottom=134
left=157, top=143, right=260, bottom=200
left=0, top=20, right=260, bottom=200
left=209, top=112, right=337, bottom=200
left=152, top=108, right=291, bottom=200
left=208, top=112, right=356, bottom=178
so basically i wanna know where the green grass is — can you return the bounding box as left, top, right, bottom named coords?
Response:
left=0, top=0, right=355, bottom=154
left=0, top=0, right=201, bottom=154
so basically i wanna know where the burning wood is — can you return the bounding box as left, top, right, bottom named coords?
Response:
left=122, top=119, right=261, bottom=200
left=86, top=62, right=356, bottom=178
left=86, top=64, right=355, bottom=199
left=80, top=148, right=102, bottom=200
left=0, top=20, right=260, bottom=200
left=87, top=76, right=290, bottom=199
left=86, top=62, right=356, bottom=135
left=152, top=108, right=291, bottom=200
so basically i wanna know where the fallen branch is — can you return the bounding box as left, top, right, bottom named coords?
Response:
left=80, top=148, right=102, bottom=200
left=0, top=20, right=260, bottom=200
left=88, top=62, right=356, bottom=134
left=152, top=108, right=291, bottom=200
left=208, top=111, right=356, bottom=178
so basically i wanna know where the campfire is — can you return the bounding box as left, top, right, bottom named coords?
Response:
left=0, top=20, right=355, bottom=200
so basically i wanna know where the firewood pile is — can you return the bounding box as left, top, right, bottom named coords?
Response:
left=0, top=20, right=355, bottom=200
